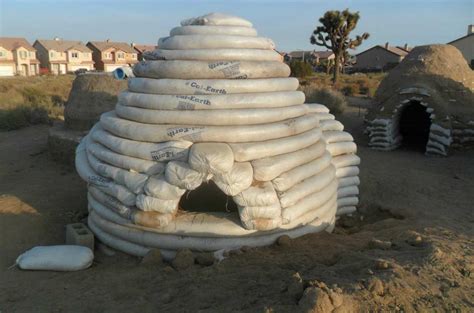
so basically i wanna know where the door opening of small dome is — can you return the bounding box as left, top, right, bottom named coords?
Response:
left=399, top=100, right=431, bottom=152
left=179, top=181, right=238, bottom=213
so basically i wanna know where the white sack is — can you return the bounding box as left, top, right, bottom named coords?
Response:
left=320, top=120, right=344, bottom=131
left=86, top=150, right=148, bottom=194
left=87, top=141, right=164, bottom=175
left=136, top=194, right=179, bottom=214
left=336, top=166, right=360, bottom=178
left=16, top=246, right=93, bottom=271
left=278, top=165, right=335, bottom=208
left=305, top=103, right=330, bottom=113
left=326, top=142, right=357, bottom=156
left=133, top=60, right=290, bottom=79
left=337, top=196, right=359, bottom=207
left=128, top=77, right=298, bottom=95
left=322, top=131, right=354, bottom=144
left=145, top=174, right=186, bottom=200
left=119, top=90, right=304, bottom=110
left=133, top=210, right=175, bottom=228
left=76, top=141, right=136, bottom=206
left=165, top=161, right=206, bottom=190
left=272, top=151, right=332, bottom=192
left=229, top=127, right=320, bottom=162
left=100, top=111, right=318, bottom=143
left=336, top=206, right=357, bottom=216
left=313, top=113, right=335, bottom=121
left=282, top=179, right=337, bottom=224
left=158, top=35, right=275, bottom=50
left=170, top=25, right=257, bottom=36
left=181, top=13, right=253, bottom=27
left=188, top=143, right=234, bottom=174
left=240, top=217, right=282, bottom=231
left=238, top=202, right=281, bottom=221
left=212, top=162, right=253, bottom=196
left=251, top=140, right=326, bottom=181
left=91, top=127, right=191, bottom=162
left=338, top=176, right=360, bottom=188
left=331, top=154, right=361, bottom=168
left=88, top=187, right=133, bottom=219
left=147, top=48, right=283, bottom=61
left=115, top=103, right=307, bottom=126
left=337, top=186, right=359, bottom=198
left=233, top=181, right=278, bottom=207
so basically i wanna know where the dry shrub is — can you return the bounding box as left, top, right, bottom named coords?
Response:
left=302, top=86, right=347, bottom=114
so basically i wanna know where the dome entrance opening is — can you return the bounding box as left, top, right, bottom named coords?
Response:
left=179, top=181, right=238, bottom=213
left=399, top=101, right=431, bottom=152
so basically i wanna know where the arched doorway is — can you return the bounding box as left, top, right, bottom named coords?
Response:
left=399, top=101, right=431, bottom=151
left=179, top=180, right=238, bottom=213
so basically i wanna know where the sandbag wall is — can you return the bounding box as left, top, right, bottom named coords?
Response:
left=306, top=104, right=360, bottom=216
left=75, top=13, right=340, bottom=255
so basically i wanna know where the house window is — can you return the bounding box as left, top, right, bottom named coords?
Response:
left=0, top=51, right=4, bottom=57
left=132, top=53, right=137, bottom=59
left=50, top=51, right=54, bottom=58
left=20, top=51, right=27, bottom=59
left=72, top=52, right=78, bottom=58
left=117, top=52, right=125, bottom=59
left=83, top=52, right=89, bottom=58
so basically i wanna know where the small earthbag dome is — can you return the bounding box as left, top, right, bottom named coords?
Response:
left=75, top=13, right=359, bottom=257
left=365, top=44, right=474, bottom=156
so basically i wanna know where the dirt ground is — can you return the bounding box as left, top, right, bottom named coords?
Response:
left=0, top=107, right=473, bottom=312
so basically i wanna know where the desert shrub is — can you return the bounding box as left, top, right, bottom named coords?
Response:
left=341, top=84, right=359, bottom=96
left=0, top=106, right=50, bottom=130
left=289, top=60, right=313, bottom=78
left=302, top=86, right=347, bottom=114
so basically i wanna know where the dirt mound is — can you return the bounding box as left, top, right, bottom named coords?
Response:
left=64, top=74, right=127, bottom=131
left=369, top=44, right=474, bottom=122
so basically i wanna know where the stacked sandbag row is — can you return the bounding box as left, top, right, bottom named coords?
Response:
left=306, top=104, right=360, bottom=216
left=365, top=118, right=401, bottom=150
left=75, top=13, right=338, bottom=255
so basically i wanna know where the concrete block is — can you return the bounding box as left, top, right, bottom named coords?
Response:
left=66, top=223, right=94, bottom=251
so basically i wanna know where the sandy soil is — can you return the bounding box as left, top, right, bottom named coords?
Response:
left=0, top=107, right=473, bottom=312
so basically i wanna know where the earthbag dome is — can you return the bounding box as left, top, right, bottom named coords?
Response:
left=365, top=45, right=474, bottom=156
left=75, top=13, right=355, bottom=257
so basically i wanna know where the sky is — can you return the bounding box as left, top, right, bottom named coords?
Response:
left=0, top=0, right=472, bottom=53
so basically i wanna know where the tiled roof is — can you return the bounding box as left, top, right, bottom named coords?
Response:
left=88, top=41, right=135, bottom=53
left=356, top=45, right=410, bottom=57
left=35, top=39, right=91, bottom=53
left=0, top=37, right=36, bottom=51
left=133, top=44, right=157, bottom=53
left=313, top=50, right=334, bottom=58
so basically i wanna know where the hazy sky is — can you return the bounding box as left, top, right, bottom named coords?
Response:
left=0, top=0, right=472, bottom=52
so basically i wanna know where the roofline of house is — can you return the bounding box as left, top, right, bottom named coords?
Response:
left=355, top=45, right=406, bottom=57
left=447, top=33, right=474, bottom=44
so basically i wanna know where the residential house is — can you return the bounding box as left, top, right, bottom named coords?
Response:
left=287, top=50, right=316, bottom=63
left=87, top=40, right=138, bottom=72
left=33, top=38, right=94, bottom=74
left=353, top=43, right=410, bottom=71
left=132, top=44, right=157, bottom=61
left=0, top=37, right=40, bottom=76
left=448, top=25, right=474, bottom=68
left=313, top=50, right=335, bottom=64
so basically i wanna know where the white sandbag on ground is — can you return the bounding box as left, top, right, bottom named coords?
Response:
left=16, top=246, right=93, bottom=271
left=118, top=90, right=304, bottom=110
left=115, top=103, right=308, bottom=126
left=252, top=140, right=326, bottom=181
left=145, top=174, right=186, bottom=200
left=233, top=181, right=278, bottom=207
left=147, top=49, right=283, bottom=61
left=337, top=186, right=359, bottom=198
left=338, top=176, right=360, bottom=188
left=305, top=103, right=330, bottom=113
left=136, top=194, right=179, bottom=214
left=128, top=77, right=299, bottom=95
left=181, top=13, right=253, bottom=27
left=170, top=25, right=257, bottom=36
left=76, top=141, right=136, bottom=206
left=272, top=151, right=332, bottom=192
left=158, top=35, right=275, bottom=50
left=133, top=60, right=290, bottom=79
left=336, top=206, right=357, bottom=216
left=229, top=127, right=320, bottom=162
left=188, top=143, right=234, bottom=174
left=322, top=131, right=354, bottom=144
left=320, top=119, right=344, bottom=131
left=87, top=141, right=165, bottom=175
left=281, top=179, right=338, bottom=224
left=336, top=166, right=360, bottom=179
left=331, top=154, right=361, bottom=168
left=212, top=162, right=253, bottom=196
left=337, top=196, right=359, bottom=208
left=91, top=127, right=191, bottom=162
left=278, top=165, right=335, bottom=208
left=86, top=150, right=149, bottom=194
left=100, top=111, right=318, bottom=143
left=165, top=161, right=206, bottom=190
left=326, top=142, right=357, bottom=156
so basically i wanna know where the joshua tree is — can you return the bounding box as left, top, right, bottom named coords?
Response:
left=310, top=9, right=369, bottom=84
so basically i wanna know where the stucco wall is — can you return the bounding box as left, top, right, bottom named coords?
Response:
left=450, top=36, right=474, bottom=66
left=354, top=47, right=403, bottom=70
